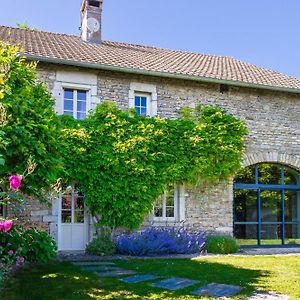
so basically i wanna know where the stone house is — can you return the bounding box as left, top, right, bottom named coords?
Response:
left=0, top=0, right=300, bottom=250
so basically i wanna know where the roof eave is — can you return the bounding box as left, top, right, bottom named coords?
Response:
left=25, top=54, right=300, bottom=95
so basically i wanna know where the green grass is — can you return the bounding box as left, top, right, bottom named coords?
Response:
left=1, top=256, right=300, bottom=299
left=237, top=239, right=300, bottom=246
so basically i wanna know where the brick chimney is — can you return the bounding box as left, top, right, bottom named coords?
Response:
left=80, top=0, right=103, bottom=44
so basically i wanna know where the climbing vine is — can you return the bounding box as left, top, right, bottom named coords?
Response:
left=60, top=101, right=247, bottom=230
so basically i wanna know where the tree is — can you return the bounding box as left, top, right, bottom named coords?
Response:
left=0, top=42, right=62, bottom=197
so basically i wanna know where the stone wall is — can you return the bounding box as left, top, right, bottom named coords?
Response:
left=32, top=63, right=300, bottom=237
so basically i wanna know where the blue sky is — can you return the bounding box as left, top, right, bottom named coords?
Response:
left=1, top=0, right=299, bottom=78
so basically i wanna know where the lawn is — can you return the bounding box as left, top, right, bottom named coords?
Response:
left=1, top=255, right=300, bottom=300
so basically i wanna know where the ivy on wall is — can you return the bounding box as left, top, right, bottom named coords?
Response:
left=0, top=42, right=248, bottom=230
left=60, top=101, right=247, bottom=230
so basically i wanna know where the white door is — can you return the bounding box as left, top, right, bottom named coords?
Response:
left=58, top=187, right=89, bottom=251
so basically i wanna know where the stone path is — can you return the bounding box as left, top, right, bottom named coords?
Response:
left=120, top=274, right=160, bottom=283
left=72, top=260, right=289, bottom=299
left=192, top=283, right=243, bottom=298
left=151, top=277, right=199, bottom=291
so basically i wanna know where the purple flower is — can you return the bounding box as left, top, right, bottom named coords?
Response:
left=8, top=250, right=14, bottom=256
left=16, top=256, right=25, bottom=266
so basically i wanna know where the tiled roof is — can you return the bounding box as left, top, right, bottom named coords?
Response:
left=1, top=25, right=300, bottom=93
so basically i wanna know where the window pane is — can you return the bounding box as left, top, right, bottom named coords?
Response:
left=64, top=99, right=73, bottom=111
left=154, top=206, right=163, bottom=217
left=166, top=188, right=175, bottom=207
left=234, top=224, right=258, bottom=246
left=234, top=190, right=258, bottom=222
left=166, top=206, right=174, bottom=217
left=77, top=101, right=86, bottom=112
left=64, top=89, right=73, bottom=99
left=135, top=107, right=141, bottom=115
left=74, top=210, right=84, bottom=223
left=284, top=190, right=300, bottom=222
left=261, top=224, right=282, bottom=245
left=234, top=165, right=256, bottom=184
left=258, top=164, right=282, bottom=185
left=284, top=166, right=298, bottom=185
left=62, top=210, right=71, bottom=223
left=141, top=97, right=147, bottom=107
left=64, top=111, right=73, bottom=117
left=285, top=224, right=300, bottom=245
left=77, top=112, right=86, bottom=120
left=62, top=195, right=72, bottom=209
left=260, top=190, right=282, bottom=222
left=74, top=195, right=84, bottom=210
left=135, top=96, right=141, bottom=107
left=77, top=90, right=87, bottom=101
left=154, top=196, right=163, bottom=217
left=141, top=107, right=147, bottom=115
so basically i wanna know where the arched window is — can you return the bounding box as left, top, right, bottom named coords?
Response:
left=234, top=163, right=300, bottom=246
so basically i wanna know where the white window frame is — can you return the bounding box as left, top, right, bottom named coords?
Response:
left=62, top=84, right=91, bottom=120
left=60, top=185, right=86, bottom=224
left=129, top=82, right=157, bottom=117
left=152, top=185, right=185, bottom=223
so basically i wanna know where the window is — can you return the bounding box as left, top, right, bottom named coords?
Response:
left=63, top=89, right=87, bottom=120
left=129, top=82, right=158, bottom=117
left=234, top=163, right=300, bottom=246
left=61, top=185, right=85, bottom=224
left=154, top=184, right=180, bottom=221
left=134, top=93, right=150, bottom=116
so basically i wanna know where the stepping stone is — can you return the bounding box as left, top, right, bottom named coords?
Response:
left=120, top=274, right=160, bottom=283
left=151, top=277, right=199, bottom=291
left=247, top=291, right=289, bottom=300
left=192, top=283, right=243, bottom=298
left=96, top=269, right=137, bottom=277
left=81, top=265, right=119, bottom=271
left=72, top=261, right=116, bottom=266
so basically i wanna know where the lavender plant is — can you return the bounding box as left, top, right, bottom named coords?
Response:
left=115, top=226, right=206, bottom=256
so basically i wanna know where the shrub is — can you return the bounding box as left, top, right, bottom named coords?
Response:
left=85, top=233, right=116, bottom=256
left=206, top=235, right=239, bottom=254
left=0, top=224, right=57, bottom=265
left=115, top=226, right=206, bottom=256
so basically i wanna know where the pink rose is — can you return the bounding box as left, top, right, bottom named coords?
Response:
left=9, top=175, right=22, bottom=190
left=0, top=220, right=13, bottom=232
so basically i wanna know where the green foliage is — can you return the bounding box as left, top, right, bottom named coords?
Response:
left=0, top=42, right=62, bottom=197
left=206, top=235, right=239, bottom=254
left=85, top=233, right=116, bottom=256
left=0, top=225, right=57, bottom=263
left=16, top=21, right=34, bottom=30
left=60, top=101, right=247, bottom=230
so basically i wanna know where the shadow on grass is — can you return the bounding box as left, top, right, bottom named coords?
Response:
left=1, top=259, right=269, bottom=300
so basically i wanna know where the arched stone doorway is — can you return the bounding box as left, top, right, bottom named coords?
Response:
left=233, top=163, right=300, bottom=246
